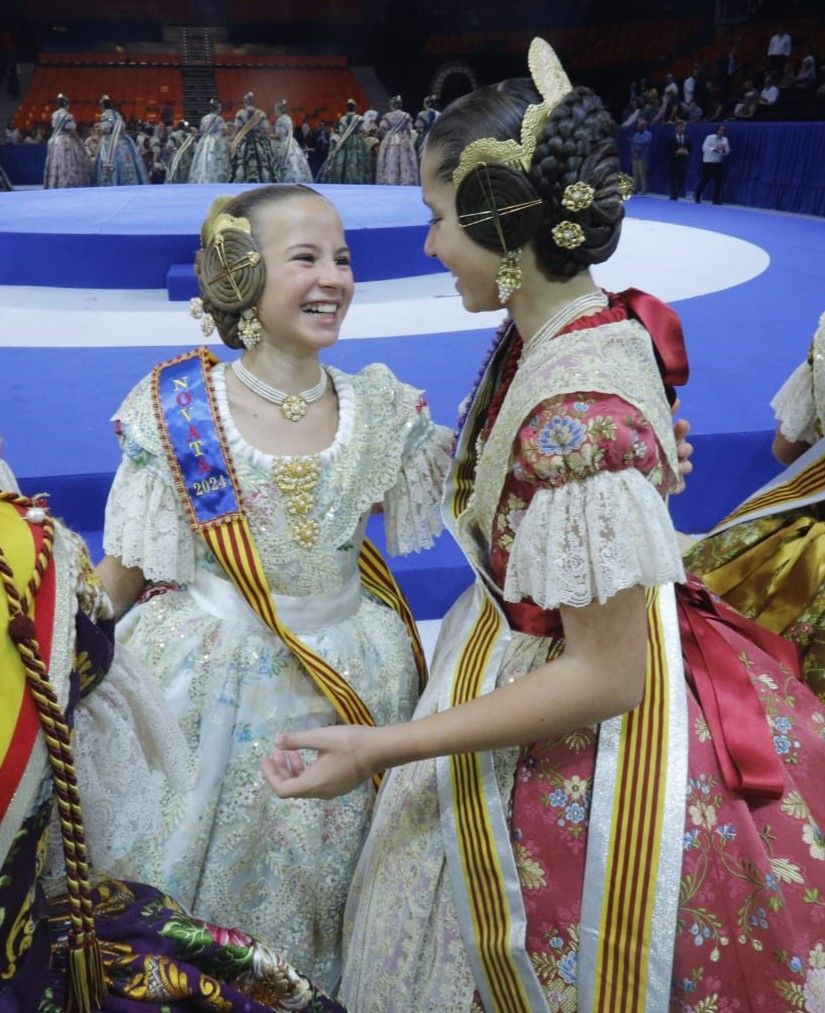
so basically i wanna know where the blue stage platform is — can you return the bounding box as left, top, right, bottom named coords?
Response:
left=2, top=184, right=824, bottom=618
left=0, top=184, right=439, bottom=289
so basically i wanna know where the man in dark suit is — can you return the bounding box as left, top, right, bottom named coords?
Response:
left=666, top=118, right=691, bottom=200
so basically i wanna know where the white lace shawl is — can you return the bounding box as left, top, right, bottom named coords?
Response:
left=503, top=467, right=685, bottom=609
left=103, top=362, right=452, bottom=583
left=771, top=360, right=817, bottom=444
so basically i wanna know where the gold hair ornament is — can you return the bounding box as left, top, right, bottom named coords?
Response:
left=561, top=180, right=595, bottom=212
left=202, top=212, right=262, bottom=303
left=238, top=307, right=262, bottom=349
left=189, top=297, right=215, bottom=337
left=452, top=37, right=572, bottom=187
left=617, top=172, right=635, bottom=201
left=551, top=220, right=586, bottom=249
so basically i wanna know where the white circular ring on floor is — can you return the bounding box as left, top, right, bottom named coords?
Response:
left=0, top=220, right=769, bottom=348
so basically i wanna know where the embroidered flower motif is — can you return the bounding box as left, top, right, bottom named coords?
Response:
left=558, top=950, right=577, bottom=985
left=805, top=967, right=825, bottom=1013
left=789, top=956, right=804, bottom=973
left=803, top=821, right=825, bottom=861
left=564, top=802, right=586, bottom=824
left=563, top=774, right=588, bottom=801
left=536, top=416, right=586, bottom=456
left=548, top=788, right=569, bottom=808
left=716, top=823, right=737, bottom=842
left=203, top=921, right=253, bottom=949
left=773, top=715, right=793, bottom=734
left=684, top=829, right=700, bottom=850
left=515, top=843, right=547, bottom=890
left=689, top=800, right=717, bottom=830
left=573, top=400, right=589, bottom=413
left=773, top=734, right=792, bottom=755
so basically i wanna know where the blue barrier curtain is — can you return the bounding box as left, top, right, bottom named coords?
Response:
left=619, top=121, right=825, bottom=216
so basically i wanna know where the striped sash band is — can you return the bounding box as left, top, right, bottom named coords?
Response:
left=358, top=538, right=427, bottom=692
left=579, top=585, right=687, bottom=1012
left=710, top=438, right=825, bottom=535
left=231, top=108, right=265, bottom=154
left=447, top=595, right=537, bottom=1013
left=153, top=348, right=411, bottom=791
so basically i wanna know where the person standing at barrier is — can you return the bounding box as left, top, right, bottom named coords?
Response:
left=265, top=39, right=825, bottom=1012
left=91, top=183, right=452, bottom=991
left=694, top=123, right=730, bottom=205
left=43, top=93, right=92, bottom=188
left=189, top=97, right=231, bottom=183
left=630, top=116, right=651, bottom=194
left=666, top=115, right=691, bottom=199
left=95, top=95, right=148, bottom=186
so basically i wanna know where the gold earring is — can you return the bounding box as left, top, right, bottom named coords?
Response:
left=238, top=307, right=262, bottom=349
left=496, top=249, right=523, bottom=305
left=617, top=172, right=635, bottom=201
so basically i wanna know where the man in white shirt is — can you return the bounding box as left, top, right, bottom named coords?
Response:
left=767, top=28, right=791, bottom=76
left=663, top=73, right=679, bottom=101
left=694, top=124, right=730, bottom=205
left=683, top=65, right=699, bottom=104
left=760, top=76, right=780, bottom=106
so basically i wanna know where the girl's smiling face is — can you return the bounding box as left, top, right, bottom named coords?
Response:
left=253, top=194, right=354, bottom=355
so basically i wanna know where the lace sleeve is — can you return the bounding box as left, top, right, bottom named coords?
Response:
left=103, top=454, right=195, bottom=583
left=770, top=360, right=816, bottom=444
left=503, top=468, right=685, bottom=609
left=383, top=409, right=453, bottom=556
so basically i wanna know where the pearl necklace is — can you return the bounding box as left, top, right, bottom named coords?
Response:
left=232, top=359, right=328, bottom=422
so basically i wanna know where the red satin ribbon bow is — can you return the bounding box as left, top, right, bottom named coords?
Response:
left=677, top=575, right=802, bottom=800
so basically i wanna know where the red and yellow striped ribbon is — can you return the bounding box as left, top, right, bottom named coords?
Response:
left=715, top=453, right=825, bottom=530
left=592, top=587, right=669, bottom=1011
left=447, top=594, right=534, bottom=1013
left=357, top=537, right=427, bottom=693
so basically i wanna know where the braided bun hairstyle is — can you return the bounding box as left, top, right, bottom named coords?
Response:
left=427, top=78, right=623, bottom=279
left=194, top=184, right=324, bottom=348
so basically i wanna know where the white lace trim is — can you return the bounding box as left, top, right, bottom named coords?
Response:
left=0, top=458, right=20, bottom=493
left=503, top=468, right=685, bottom=608
left=75, top=642, right=195, bottom=880
left=384, top=423, right=452, bottom=555
left=771, top=360, right=816, bottom=444
left=103, top=457, right=195, bottom=582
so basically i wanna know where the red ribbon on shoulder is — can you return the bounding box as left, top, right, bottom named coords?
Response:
left=608, top=288, right=689, bottom=399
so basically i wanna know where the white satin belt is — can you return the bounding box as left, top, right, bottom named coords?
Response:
left=188, top=568, right=362, bottom=634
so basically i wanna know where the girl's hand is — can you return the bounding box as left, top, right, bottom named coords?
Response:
left=262, top=725, right=382, bottom=800
left=671, top=398, right=693, bottom=486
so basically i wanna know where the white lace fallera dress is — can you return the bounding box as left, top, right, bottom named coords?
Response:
left=95, top=361, right=453, bottom=989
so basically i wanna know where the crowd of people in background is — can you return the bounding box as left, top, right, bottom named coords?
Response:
left=621, top=24, right=823, bottom=131
left=0, top=89, right=441, bottom=189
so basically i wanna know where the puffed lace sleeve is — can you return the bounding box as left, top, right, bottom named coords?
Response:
left=770, top=360, right=816, bottom=445
left=102, top=373, right=196, bottom=582
left=382, top=389, right=453, bottom=556
left=500, top=392, right=685, bottom=609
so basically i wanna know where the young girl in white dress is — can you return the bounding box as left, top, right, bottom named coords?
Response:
left=93, top=183, right=452, bottom=990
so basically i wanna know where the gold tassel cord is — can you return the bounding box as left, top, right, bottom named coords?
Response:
left=0, top=493, right=107, bottom=1012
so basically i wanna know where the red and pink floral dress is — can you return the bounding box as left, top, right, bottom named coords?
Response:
left=484, top=305, right=825, bottom=1011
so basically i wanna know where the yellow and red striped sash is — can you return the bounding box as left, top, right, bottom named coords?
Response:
left=153, top=349, right=426, bottom=790
left=578, top=585, right=686, bottom=1013
left=230, top=108, right=265, bottom=154
left=710, top=438, right=825, bottom=535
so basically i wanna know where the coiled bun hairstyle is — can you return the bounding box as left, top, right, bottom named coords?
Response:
left=427, top=78, right=623, bottom=279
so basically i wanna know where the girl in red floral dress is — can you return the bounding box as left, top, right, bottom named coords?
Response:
left=265, top=38, right=825, bottom=1013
